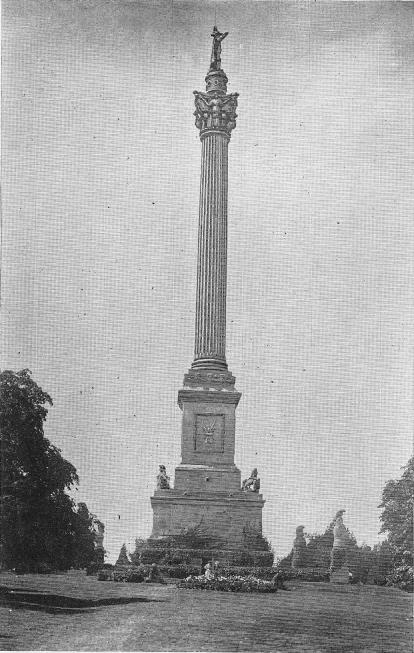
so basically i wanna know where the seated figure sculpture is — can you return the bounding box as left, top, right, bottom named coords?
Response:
left=157, top=464, right=170, bottom=490
left=204, top=562, right=214, bottom=580
left=242, top=468, right=260, bottom=492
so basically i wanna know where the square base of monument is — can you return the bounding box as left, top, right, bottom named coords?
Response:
left=330, top=564, right=350, bottom=584
left=150, top=489, right=265, bottom=549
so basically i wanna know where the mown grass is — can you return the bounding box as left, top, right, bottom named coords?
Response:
left=0, top=570, right=411, bottom=652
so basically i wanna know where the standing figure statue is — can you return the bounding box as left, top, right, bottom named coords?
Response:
left=210, top=26, right=228, bottom=71
left=332, top=509, right=350, bottom=548
left=292, top=525, right=307, bottom=569
left=157, top=464, right=170, bottom=490
left=242, top=468, right=260, bottom=492
left=330, top=509, right=351, bottom=584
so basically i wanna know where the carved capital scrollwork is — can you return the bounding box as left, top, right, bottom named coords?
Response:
left=193, top=90, right=238, bottom=139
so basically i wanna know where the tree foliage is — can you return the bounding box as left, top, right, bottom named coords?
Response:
left=0, top=369, right=100, bottom=571
left=379, top=457, right=413, bottom=555
left=116, top=543, right=131, bottom=566
left=379, top=457, right=414, bottom=591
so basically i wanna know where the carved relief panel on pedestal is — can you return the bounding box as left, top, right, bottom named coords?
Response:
left=194, top=414, right=225, bottom=453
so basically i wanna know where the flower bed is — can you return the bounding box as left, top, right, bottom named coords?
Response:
left=178, top=575, right=277, bottom=593
left=220, top=566, right=276, bottom=580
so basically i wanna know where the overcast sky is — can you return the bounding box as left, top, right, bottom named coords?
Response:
left=2, top=0, right=413, bottom=561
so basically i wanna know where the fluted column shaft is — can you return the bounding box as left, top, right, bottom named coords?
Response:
left=193, top=132, right=229, bottom=369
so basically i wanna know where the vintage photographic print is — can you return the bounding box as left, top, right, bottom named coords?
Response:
left=1, top=1, right=413, bottom=651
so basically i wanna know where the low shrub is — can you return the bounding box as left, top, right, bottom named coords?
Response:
left=178, top=575, right=277, bottom=593
left=97, top=568, right=113, bottom=581
left=86, top=562, right=101, bottom=576
left=231, top=551, right=254, bottom=566
left=36, top=562, right=54, bottom=574
left=160, top=565, right=201, bottom=579
left=250, top=551, right=274, bottom=567
left=386, top=563, right=413, bottom=593
left=113, top=565, right=150, bottom=582
left=220, top=566, right=276, bottom=580
left=275, top=567, right=329, bottom=582
left=161, top=550, right=192, bottom=565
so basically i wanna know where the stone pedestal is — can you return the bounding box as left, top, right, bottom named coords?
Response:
left=150, top=370, right=265, bottom=547
left=151, top=489, right=264, bottom=547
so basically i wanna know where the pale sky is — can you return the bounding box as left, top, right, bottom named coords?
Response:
left=2, top=0, right=413, bottom=562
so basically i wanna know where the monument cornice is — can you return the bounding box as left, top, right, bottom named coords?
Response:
left=151, top=491, right=265, bottom=507
left=178, top=388, right=241, bottom=408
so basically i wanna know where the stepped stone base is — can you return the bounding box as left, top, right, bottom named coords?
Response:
left=150, top=488, right=265, bottom=548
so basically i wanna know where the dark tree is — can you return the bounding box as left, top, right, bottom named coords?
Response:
left=116, top=543, right=130, bottom=566
left=379, top=457, right=414, bottom=591
left=71, top=502, right=103, bottom=569
left=379, top=457, right=413, bottom=555
left=0, top=369, right=98, bottom=572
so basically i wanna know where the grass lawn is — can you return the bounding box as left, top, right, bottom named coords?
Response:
left=0, top=571, right=412, bottom=652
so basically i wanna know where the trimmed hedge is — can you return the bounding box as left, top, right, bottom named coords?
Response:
left=220, top=566, right=276, bottom=580
left=276, top=568, right=329, bottom=582
left=113, top=564, right=201, bottom=582
left=111, top=564, right=329, bottom=583
left=130, top=546, right=273, bottom=568
left=139, top=549, right=167, bottom=564
left=178, top=575, right=277, bottom=593
left=113, top=565, right=148, bottom=582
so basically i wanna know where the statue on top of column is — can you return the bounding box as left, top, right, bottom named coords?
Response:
left=210, top=26, right=228, bottom=71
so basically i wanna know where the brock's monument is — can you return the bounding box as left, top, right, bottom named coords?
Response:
left=149, top=28, right=267, bottom=559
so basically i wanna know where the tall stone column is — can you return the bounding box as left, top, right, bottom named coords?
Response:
left=192, top=76, right=237, bottom=370
left=150, top=29, right=265, bottom=555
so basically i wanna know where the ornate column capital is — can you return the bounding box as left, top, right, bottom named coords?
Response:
left=193, top=90, right=238, bottom=140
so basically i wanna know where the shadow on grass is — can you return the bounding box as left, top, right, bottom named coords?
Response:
left=0, top=586, right=165, bottom=615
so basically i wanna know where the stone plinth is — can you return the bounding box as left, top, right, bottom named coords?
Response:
left=150, top=489, right=264, bottom=548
